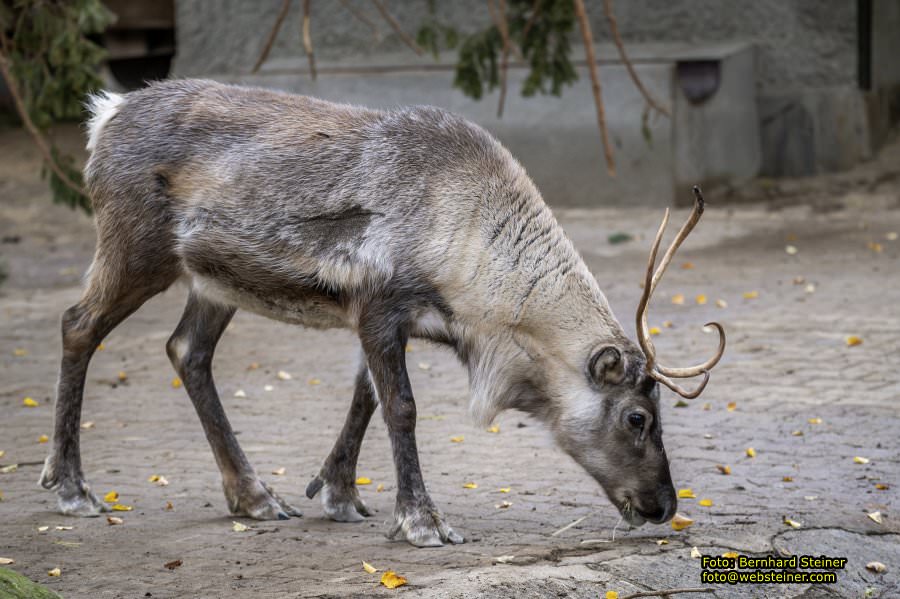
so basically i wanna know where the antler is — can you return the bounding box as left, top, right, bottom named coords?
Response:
left=636, top=187, right=726, bottom=399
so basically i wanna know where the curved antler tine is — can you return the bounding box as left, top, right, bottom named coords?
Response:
left=635, top=208, right=670, bottom=370
left=656, top=322, right=726, bottom=378
left=651, top=369, right=710, bottom=399
left=647, top=187, right=705, bottom=296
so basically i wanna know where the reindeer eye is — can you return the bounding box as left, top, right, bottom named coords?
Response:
left=627, top=413, right=646, bottom=429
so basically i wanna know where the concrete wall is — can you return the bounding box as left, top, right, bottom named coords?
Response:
left=171, top=1, right=898, bottom=189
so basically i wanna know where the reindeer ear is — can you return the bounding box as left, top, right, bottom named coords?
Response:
left=589, top=346, right=626, bottom=384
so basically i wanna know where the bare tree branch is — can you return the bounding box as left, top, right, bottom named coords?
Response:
left=253, top=0, right=292, bottom=73
left=603, top=0, right=670, bottom=117
left=302, top=0, right=317, bottom=80
left=489, top=0, right=513, bottom=118
left=0, top=40, right=86, bottom=198
left=620, top=588, right=716, bottom=599
left=370, top=0, right=424, bottom=55
left=337, top=0, right=381, bottom=40
left=572, top=0, right=616, bottom=177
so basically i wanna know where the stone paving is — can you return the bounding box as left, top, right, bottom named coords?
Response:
left=0, top=127, right=898, bottom=598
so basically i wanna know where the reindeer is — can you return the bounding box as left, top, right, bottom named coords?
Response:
left=40, top=79, right=724, bottom=547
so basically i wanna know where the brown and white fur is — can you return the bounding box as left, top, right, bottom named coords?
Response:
left=40, top=79, right=676, bottom=547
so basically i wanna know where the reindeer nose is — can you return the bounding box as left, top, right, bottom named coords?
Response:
left=643, top=486, right=677, bottom=523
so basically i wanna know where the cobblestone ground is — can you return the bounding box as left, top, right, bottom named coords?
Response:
left=1, top=127, right=898, bottom=598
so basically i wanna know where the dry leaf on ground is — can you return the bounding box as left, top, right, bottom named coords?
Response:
left=866, top=561, right=887, bottom=573
left=671, top=513, right=693, bottom=531
left=362, top=561, right=378, bottom=574
left=103, top=491, right=118, bottom=503
left=743, top=291, right=759, bottom=299
left=47, top=567, right=61, bottom=577
left=868, top=511, right=883, bottom=524
left=746, top=447, right=757, bottom=458
left=677, top=488, right=695, bottom=499
left=450, top=436, right=464, bottom=443
left=0, top=557, right=14, bottom=565
left=355, top=477, right=371, bottom=485
left=232, top=521, right=251, bottom=532
left=671, top=293, right=685, bottom=305
left=487, top=425, right=500, bottom=433
left=23, top=397, right=38, bottom=407
left=111, top=504, right=133, bottom=512
left=272, top=468, right=286, bottom=476
left=698, top=499, right=713, bottom=507
left=107, top=516, right=124, bottom=525
left=690, top=547, right=702, bottom=558
left=463, top=482, right=478, bottom=489
left=846, top=336, right=863, bottom=347
left=716, top=464, right=731, bottom=475
left=853, top=456, right=870, bottom=464
left=164, top=559, right=182, bottom=570
left=783, top=516, right=802, bottom=529
left=380, top=570, right=407, bottom=589
left=276, top=370, right=292, bottom=380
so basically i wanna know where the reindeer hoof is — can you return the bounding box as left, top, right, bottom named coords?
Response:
left=227, top=479, right=302, bottom=520
left=307, top=475, right=373, bottom=522
left=56, top=480, right=109, bottom=517
left=388, top=501, right=464, bottom=548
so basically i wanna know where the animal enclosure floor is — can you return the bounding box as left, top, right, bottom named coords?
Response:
left=1, top=126, right=899, bottom=598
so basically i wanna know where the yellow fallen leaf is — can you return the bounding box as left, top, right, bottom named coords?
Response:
left=866, top=561, right=887, bottom=573
left=791, top=430, right=804, bottom=436
left=0, top=450, right=4, bottom=458
left=853, top=456, right=870, bottom=464
left=450, top=436, right=464, bottom=443
left=272, top=467, right=286, bottom=476
left=702, top=403, right=711, bottom=411
left=782, top=476, right=794, bottom=483
left=232, top=521, right=251, bottom=532
left=362, top=561, right=378, bottom=574
left=417, top=362, right=430, bottom=371
left=808, top=417, right=822, bottom=425
left=276, top=370, right=292, bottom=380
left=38, top=435, right=49, bottom=444
left=0, top=464, right=18, bottom=474
left=23, top=397, right=38, bottom=407
left=677, top=488, right=695, bottom=499
left=495, top=501, right=512, bottom=509
left=746, top=447, right=756, bottom=458
left=783, top=516, right=802, bottom=529
left=380, top=570, right=407, bottom=589
left=671, top=513, right=693, bottom=531
left=498, top=487, right=511, bottom=493
left=868, top=511, right=883, bottom=524
left=695, top=294, right=707, bottom=305
left=743, top=291, right=759, bottom=299
left=846, top=336, right=863, bottom=347
left=463, top=482, right=478, bottom=489
left=671, top=293, right=685, bottom=305
left=171, top=377, right=182, bottom=389
left=355, top=477, right=371, bottom=485
left=151, top=475, right=169, bottom=486
left=875, top=483, right=889, bottom=490
left=81, top=421, right=94, bottom=429
left=649, top=327, right=661, bottom=336
left=722, top=551, right=739, bottom=559
left=13, top=348, right=27, bottom=357
left=656, top=539, right=668, bottom=545
left=715, top=299, right=727, bottom=309
left=698, top=499, right=713, bottom=507
left=716, top=464, right=731, bottom=475
left=690, top=547, right=702, bottom=558
left=605, top=592, right=619, bottom=599
left=727, top=402, right=737, bottom=412
left=117, top=371, right=127, bottom=382
left=376, top=484, right=385, bottom=492
left=868, top=242, right=883, bottom=253
left=96, top=343, right=105, bottom=351
left=107, top=516, right=124, bottom=525
left=662, top=320, right=673, bottom=328
left=681, top=262, right=694, bottom=270
left=487, top=425, right=500, bottom=433
left=47, top=567, right=61, bottom=577
left=0, top=557, right=14, bottom=565
left=165, top=501, right=174, bottom=511
left=308, top=378, right=321, bottom=386
left=112, top=504, right=133, bottom=512
left=104, top=491, right=119, bottom=503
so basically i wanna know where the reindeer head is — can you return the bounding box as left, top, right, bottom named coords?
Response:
left=522, top=188, right=726, bottom=527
